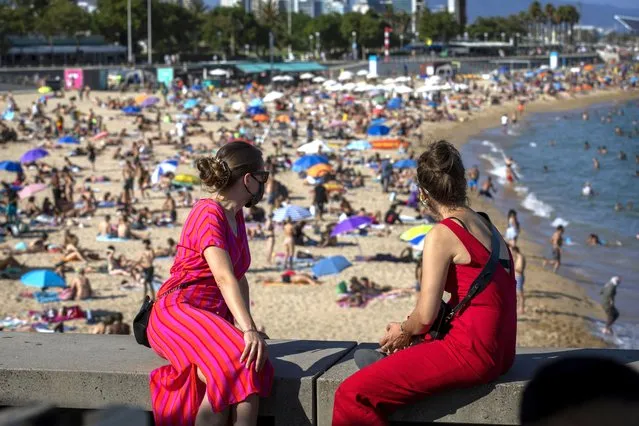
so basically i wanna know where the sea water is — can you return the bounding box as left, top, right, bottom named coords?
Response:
left=462, top=99, right=639, bottom=349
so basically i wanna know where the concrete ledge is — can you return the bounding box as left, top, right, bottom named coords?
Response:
left=316, top=345, right=639, bottom=425
left=0, top=332, right=355, bottom=426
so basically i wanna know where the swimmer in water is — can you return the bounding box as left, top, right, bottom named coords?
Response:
left=592, top=157, right=600, bottom=170
left=549, top=140, right=556, bottom=147
left=584, top=141, right=590, bottom=150
left=614, top=126, right=623, bottom=136
left=543, top=165, right=549, bottom=173
left=582, top=112, right=589, bottom=121
left=467, top=165, right=480, bottom=193
left=582, top=182, right=594, bottom=197
left=619, top=151, right=627, bottom=161
left=614, top=202, right=624, bottom=212
left=587, top=233, right=602, bottom=246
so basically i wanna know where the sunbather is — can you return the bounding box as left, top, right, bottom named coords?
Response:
left=260, top=271, right=322, bottom=286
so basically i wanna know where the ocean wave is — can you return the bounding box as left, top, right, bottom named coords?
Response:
left=592, top=320, right=639, bottom=349
left=480, top=140, right=505, bottom=155
left=521, top=192, right=554, bottom=218
left=514, top=186, right=529, bottom=195
left=552, top=217, right=570, bottom=228
left=529, top=142, right=537, bottom=147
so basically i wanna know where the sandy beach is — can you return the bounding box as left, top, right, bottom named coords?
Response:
left=1, top=83, right=636, bottom=348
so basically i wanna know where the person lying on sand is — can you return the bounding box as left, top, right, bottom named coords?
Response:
left=259, top=271, right=322, bottom=286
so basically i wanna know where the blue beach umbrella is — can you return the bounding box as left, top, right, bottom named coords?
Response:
left=0, top=161, right=23, bottom=173
left=122, top=106, right=141, bottom=115
left=370, top=118, right=386, bottom=126
left=21, top=269, right=66, bottom=289
left=393, top=159, right=417, bottom=169
left=272, top=205, right=312, bottom=223
left=312, top=256, right=352, bottom=277
left=345, top=140, right=372, bottom=151
left=183, top=99, right=200, bottom=110
left=367, top=125, right=390, bottom=136
left=387, top=98, right=402, bottom=110
left=292, top=155, right=329, bottom=173
left=248, top=98, right=264, bottom=108
left=58, top=135, right=79, bottom=144
left=204, top=105, right=220, bottom=113
left=247, top=106, right=266, bottom=116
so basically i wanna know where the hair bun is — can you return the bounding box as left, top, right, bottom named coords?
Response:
left=196, top=156, right=231, bottom=190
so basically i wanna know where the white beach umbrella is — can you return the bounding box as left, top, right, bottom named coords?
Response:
left=382, top=78, right=395, bottom=85
left=209, top=68, right=228, bottom=76
left=300, top=73, right=315, bottom=80
left=366, top=73, right=379, bottom=80
left=263, top=91, right=284, bottom=103
left=425, top=75, right=442, bottom=85
left=393, top=85, right=413, bottom=94
left=322, top=79, right=337, bottom=87
left=338, top=71, right=353, bottom=81
left=312, top=76, right=326, bottom=83
left=273, top=75, right=294, bottom=82
left=297, top=140, right=333, bottom=154
left=342, top=82, right=356, bottom=91
left=395, top=76, right=411, bottom=83
left=356, top=69, right=369, bottom=76
left=326, top=84, right=343, bottom=92
left=151, top=160, right=178, bottom=185
left=231, top=101, right=246, bottom=111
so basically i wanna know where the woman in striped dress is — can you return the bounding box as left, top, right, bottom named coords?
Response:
left=148, top=142, right=274, bottom=426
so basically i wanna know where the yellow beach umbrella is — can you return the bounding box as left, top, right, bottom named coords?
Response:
left=307, top=163, right=333, bottom=177
left=38, top=86, right=52, bottom=94
left=399, top=224, right=435, bottom=242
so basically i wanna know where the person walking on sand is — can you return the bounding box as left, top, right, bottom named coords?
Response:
left=283, top=217, right=295, bottom=270
left=512, top=246, right=526, bottom=314
left=146, top=142, right=273, bottom=426
left=264, top=214, right=276, bottom=264
left=601, top=276, right=621, bottom=335
left=543, top=225, right=564, bottom=273
left=138, top=239, right=156, bottom=301
left=122, top=160, right=135, bottom=203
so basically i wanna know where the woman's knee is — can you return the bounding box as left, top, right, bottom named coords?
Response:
left=196, top=366, right=207, bottom=385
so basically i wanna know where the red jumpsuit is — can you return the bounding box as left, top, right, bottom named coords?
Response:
left=332, top=218, right=517, bottom=425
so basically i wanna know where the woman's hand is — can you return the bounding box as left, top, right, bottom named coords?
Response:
left=240, top=330, right=268, bottom=372
left=379, top=322, right=411, bottom=354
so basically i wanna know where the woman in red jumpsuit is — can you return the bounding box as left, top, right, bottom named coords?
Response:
left=333, top=140, right=517, bottom=425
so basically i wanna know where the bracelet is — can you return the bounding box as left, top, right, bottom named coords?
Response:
left=243, top=329, right=258, bottom=335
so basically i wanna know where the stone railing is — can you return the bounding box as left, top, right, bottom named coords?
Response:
left=0, top=332, right=638, bottom=425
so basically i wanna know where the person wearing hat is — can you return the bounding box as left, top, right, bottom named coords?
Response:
left=601, top=276, right=621, bottom=335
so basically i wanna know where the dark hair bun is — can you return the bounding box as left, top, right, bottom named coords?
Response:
left=417, top=140, right=467, bottom=207
left=196, top=156, right=231, bottom=190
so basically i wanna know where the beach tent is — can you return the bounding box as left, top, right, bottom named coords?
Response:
left=292, top=155, right=329, bottom=173
left=0, top=161, right=23, bottom=173
left=20, top=148, right=49, bottom=163
left=272, top=205, right=312, bottom=223
left=367, top=125, right=390, bottom=136
left=345, top=140, right=372, bottom=151
left=297, top=140, right=333, bottom=154
left=312, top=256, right=352, bottom=277
left=21, top=270, right=65, bottom=289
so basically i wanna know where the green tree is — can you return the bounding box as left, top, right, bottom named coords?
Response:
left=561, top=5, right=580, bottom=44
left=418, top=10, right=460, bottom=42
left=543, top=3, right=555, bottom=43
left=35, top=0, right=91, bottom=38
left=304, top=13, right=346, bottom=53
left=94, top=0, right=146, bottom=50
left=150, top=1, right=199, bottom=55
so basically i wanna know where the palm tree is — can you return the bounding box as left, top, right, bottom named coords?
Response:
left=544, top=3, right=555, bottom=44
left=563, top=5, right=580, bottom=45
left=528, top=1, right=543, bottom=43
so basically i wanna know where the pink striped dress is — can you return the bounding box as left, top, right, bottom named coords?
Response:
left=147, top=198, right=274, bottom=425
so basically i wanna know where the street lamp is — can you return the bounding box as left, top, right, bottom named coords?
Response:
left=352, top=31, right=357, bottom=61
left=400, top=34, right=404, bottom=49
left=127, top=0, right=133, bottom=64
left=147, top=0, right=152, bottom=65
left=309, top=34, right=314, bottom=58
left=484, top=32, right=488, bottom=42
left=315, top=31, right=320, bottom=58
left=501, top=32, right=505, bottom=42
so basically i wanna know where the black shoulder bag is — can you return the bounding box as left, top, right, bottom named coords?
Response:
left=133, top=284, right=191, bottom=348
left=428, top=222, right=502, bottom=340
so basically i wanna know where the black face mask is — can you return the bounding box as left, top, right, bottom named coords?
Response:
left=244, top=176, right=265, bottom=208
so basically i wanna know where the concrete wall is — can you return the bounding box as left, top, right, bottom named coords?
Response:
left=0, top=332, right=638, bottom=425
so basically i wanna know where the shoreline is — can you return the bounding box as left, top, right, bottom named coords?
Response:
left=426, top=88, right=639, bottom=348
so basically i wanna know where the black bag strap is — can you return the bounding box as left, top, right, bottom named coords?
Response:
left=445, top=222, right=502, bottom=322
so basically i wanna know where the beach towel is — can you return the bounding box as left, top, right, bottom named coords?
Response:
left=34, top=291, right=60, bottom=303
left=97, top=201, right=116, bottom=208
left=96, top=235, right=129, bottom=243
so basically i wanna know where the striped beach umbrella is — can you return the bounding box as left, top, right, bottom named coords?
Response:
left=272, top=205, right=312, bottom=223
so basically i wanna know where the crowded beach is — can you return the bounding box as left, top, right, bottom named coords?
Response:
left=0, top=62, right=637, bottom=345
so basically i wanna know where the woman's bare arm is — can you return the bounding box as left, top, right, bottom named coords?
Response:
left=402, top=225, right=453, bottom=336
left=204, top=246, right=256, bottom=332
